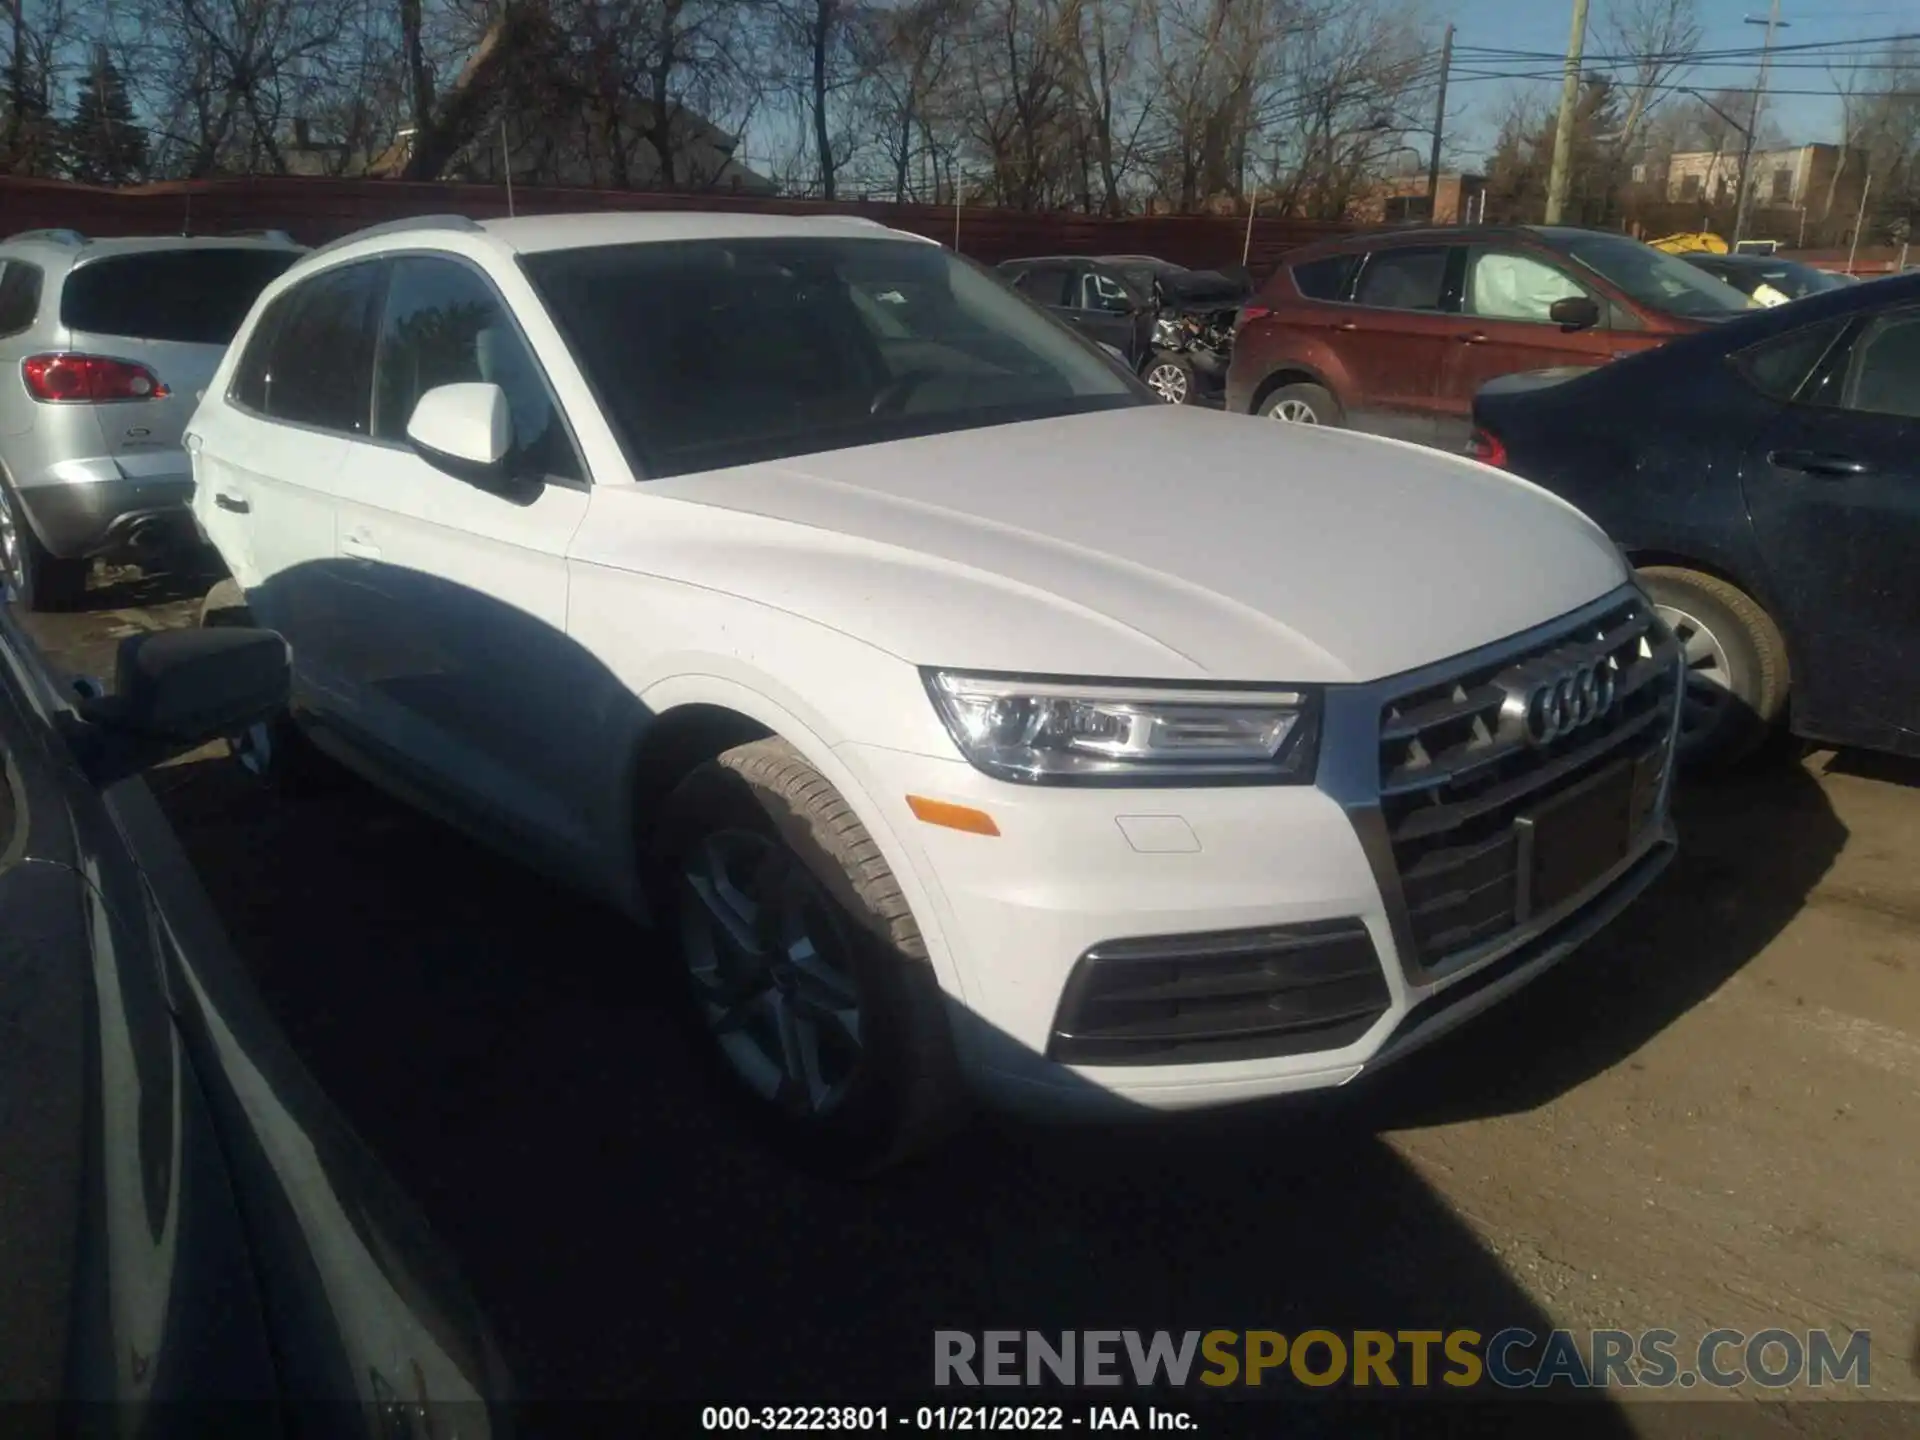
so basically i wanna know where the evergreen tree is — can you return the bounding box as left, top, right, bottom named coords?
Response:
left=65, top=53, right=148, bottom=185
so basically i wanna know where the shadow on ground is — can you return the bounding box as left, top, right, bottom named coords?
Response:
left=141, top=738, right=1841, bottom=1419
left=1347, top=761, right=1847, bottom=1130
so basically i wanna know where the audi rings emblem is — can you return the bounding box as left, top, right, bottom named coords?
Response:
left=1496, top=653, right=1619, bottom=748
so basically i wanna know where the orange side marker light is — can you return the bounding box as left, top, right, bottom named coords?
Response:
left=906, top=795, right=1000, bottom=836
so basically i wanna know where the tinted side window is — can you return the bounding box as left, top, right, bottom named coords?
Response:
left=0, top=262, right=43, bottom=336
left=1012, top=267, right=1069, bottom=307
left=1290, top=254, right=1355, bottom=302
left=1840, top=310, right=1920, bottom=420
left=373, top=257, right=581, bottom=482
left=1731, top=317, right=1849, bottom=402
left=61, top=250, right=299, bottom=344
left=266, top=262, right=384, bottom=433
left=1352, top=247, right=1450, bottom=311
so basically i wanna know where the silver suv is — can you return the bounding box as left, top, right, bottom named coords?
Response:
left=0, top=229, right=304, bottom=610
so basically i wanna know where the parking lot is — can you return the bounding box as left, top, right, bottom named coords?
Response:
left=15, top=566, right=1919, bottom=1428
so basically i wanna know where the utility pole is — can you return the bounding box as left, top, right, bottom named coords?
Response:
left=1544, top=0, right=1591, bottom=225
left=1427, top=24, right=1454, bottom=222
left=1731, top=2, right=1789, bottom=245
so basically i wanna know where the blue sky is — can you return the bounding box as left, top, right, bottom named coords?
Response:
left=1441, top=0, right=1917, bottom=160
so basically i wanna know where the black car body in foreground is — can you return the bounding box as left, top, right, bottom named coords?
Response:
left=0, top=600, right=511, bottom=1433
left=1472, top=272, right=1920, bottom=766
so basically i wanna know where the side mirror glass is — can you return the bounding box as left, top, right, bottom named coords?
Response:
left=76, top=627, right=291, bottom=780
left=1549, top=296, right=1602, bottom=331
left=406, top=382, right=514, bottom=485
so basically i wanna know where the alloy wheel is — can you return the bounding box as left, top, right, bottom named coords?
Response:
left=1269, top=398, right=1320, bottom=424
left=1145, top=363, right=1190, bottom=404
left=1654, top=602, right=1735, bottom=749
left=679, top=829, right=865, bottom=1117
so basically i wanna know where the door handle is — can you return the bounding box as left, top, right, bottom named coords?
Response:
left=341, top=533, right=382, bottom=561
left=1768, top=450, right=1873, bottom=478
left=1456, top=332, right=1490, bottom=345
left=1334, top=321, right=1359, bottom=332
left=213, top=492, right=249, bottom=514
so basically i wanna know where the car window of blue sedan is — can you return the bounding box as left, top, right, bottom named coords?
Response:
left=1731, top=317, right=1850, bottom=401
left=1842, top=310, right=1920, bottom=419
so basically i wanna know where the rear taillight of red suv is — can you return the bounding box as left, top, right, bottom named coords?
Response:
left=21, top=353, right=170, bottom=403
left=1235, top=304, right=1272, bottom=329
left=1467, top=427, right=1508, bottom=469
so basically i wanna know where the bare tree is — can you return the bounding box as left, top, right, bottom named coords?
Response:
left=1603, top=0, right=1698, bottom=157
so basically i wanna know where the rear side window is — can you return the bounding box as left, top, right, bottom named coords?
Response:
left=1353, top=247, right=1450, bottom=312
left=60, top=249, right=299, bottom=344
left=0, top=262, right=42, bottom=336
left=232, top=261, right=384, bottom=434
left=1731, top=317, right=1849, bottom=402
left=1012, top=267, right=1070, bottom=307
left=1290, top=254, right=1356, bottom=301
left=1839, top=309, right=1920, bottom=420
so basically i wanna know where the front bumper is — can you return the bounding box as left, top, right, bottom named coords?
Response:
left=838, top=589, right=1682, bottom=1118
left=13, top=454, right=197, bottom=559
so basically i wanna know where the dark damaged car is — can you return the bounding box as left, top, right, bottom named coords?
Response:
left=996, top=254, right=1252, bottom=405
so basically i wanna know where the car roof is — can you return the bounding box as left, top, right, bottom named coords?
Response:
left=479, top=211, right=934, bottom=254
left=0, top=232, right=304, bottom=267
left=1686, top=252, right=1809, bottom=271
left=1282, top=223, right=1642, bottom=264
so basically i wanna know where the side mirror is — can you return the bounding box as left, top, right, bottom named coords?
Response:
left=1549, top=296, right=1602, bottom=331
left=406, top=383, right=514, bottom=486
left=75, top=627, right=291, bottom=781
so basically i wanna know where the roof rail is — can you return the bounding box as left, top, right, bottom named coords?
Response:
left=307, top=213, right=484, bottom=260
left=4, top=228, right=87, bottom=247
left=226, top=228, right=300, bottom=244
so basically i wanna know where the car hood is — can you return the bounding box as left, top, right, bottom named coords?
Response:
left=607, top=407, right=1627, bottom=684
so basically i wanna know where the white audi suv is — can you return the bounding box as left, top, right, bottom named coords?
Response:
left=189, top=212, right=1684, bottom=1168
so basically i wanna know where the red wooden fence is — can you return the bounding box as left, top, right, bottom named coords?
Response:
left=0, top=174, right=1349, bottom=276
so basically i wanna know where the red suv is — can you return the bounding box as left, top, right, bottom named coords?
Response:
left=1226, top=225, right=1757, bottom=447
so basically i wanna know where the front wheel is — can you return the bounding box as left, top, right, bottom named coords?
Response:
left=653, top=739, right=965, bottom=1172
left=1142, top=354, right=1195, bottom=405
left=1638, top=566, right=1791, bottom=770
left=1262, top=382, right=1341, bottom=427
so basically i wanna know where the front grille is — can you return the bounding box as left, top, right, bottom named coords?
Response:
left=1049, top=918, right=1391, bottom=1066
left=1377, top=594, right=1680, bottom=971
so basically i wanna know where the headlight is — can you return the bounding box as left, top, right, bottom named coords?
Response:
left=923, top=670, right=1319, bottom=785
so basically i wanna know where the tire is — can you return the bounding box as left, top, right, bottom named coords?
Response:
left=199, top=580, right=341, bottom=796
left=1261, top=381, right=1342, bottom=427
left=1142, top=354, right=1195, bottom=405
left=652, top=739, right=965, bottom=1172
left=1, top=483, right=89, bottom=612
left=1638, top=565, right=1791, bottom=771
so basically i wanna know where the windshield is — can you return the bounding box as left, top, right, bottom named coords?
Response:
left=1771, top=261, right=1851, bottom=298
left=1561, top=234, right=1758, bottom=319
left=523, top=238, right=1141, bottom=478
left=61, top=248, right=299, bottom=344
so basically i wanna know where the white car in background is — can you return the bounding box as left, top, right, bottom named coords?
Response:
left=190, top=212, right=1685, bottom=1170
